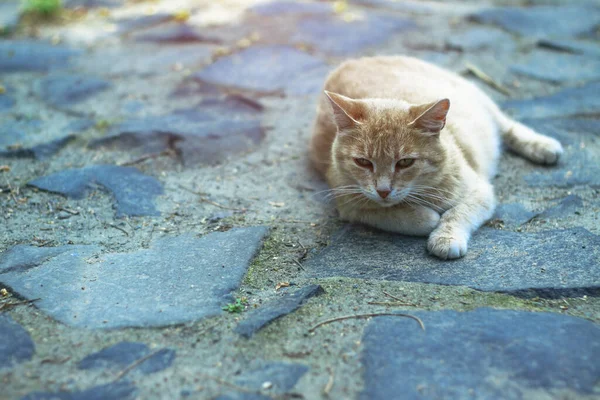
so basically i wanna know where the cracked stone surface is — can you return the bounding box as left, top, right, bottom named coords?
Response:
left=39, top=74, right=111, bottom=108
left=305, top=225, right=600, bottom=297
left=2, top=0, right=600, bottom=398
left=0, top=41, right=81, bottom=72
left=0, top=228, right=268, bottom=328
left=78, top=342, right=176, bottom=375
left=235, top=285, right=324, bottom=338
left=28, top=165, right=164, bottom=217
left=193, top=45, right=330, bottom=95
left=361, top=309, right=600, bottom=400
left=470, top=5, right=600, bottom=38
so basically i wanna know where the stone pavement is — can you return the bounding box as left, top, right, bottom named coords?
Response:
left=1, top=0, right=599, bottom=399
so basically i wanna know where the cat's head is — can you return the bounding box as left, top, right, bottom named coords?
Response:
left=326, top=90, right=450, bottom=207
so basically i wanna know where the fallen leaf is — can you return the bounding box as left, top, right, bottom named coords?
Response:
left=269, top=201, right=285, bottom=208
left=275, top=282, right=290, bottom=291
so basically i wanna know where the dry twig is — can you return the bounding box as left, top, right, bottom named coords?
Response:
left=114, top=349, right=162, bottom=381
left=309, top=313, right=425, bottom=333
left=119, top=149, right=175, bottom=166
left=0, top=298, right=40, bottom=312
left=323, top=367, right=335, bottom=396
left=107, top=223, right=129, bottom=237
left=464, top=62, right=511, bottom=96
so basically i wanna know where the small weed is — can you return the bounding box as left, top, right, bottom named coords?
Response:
left=22, top=0, right=62, bottom=17
left=222, top=297, right=248, bottom=313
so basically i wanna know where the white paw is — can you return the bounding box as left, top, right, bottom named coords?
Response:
left=528, top=137, right=563, bottom=165
left=427, top=230, right=468, bottom=260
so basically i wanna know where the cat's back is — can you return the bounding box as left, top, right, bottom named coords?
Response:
left=325, top=56, right=483, bottom=108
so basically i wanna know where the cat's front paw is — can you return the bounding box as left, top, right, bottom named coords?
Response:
left=427, top=230, right=468, bottom=260
left=528, top=137, right=563, bottom=165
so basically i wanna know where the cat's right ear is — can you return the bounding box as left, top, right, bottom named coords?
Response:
left=324, top=91, right=364, bottom=131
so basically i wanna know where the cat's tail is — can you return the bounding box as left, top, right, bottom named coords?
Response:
left=491, top=104, right=563, bottom=165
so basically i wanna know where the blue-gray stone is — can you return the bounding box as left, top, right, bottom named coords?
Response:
left=523, top=152, right=600, bottom=187
left=0, top=118, right=42, bottom=147
left=492, top=203, right=536, bottom=227
left=0, top=1, right=20, bottom=33
left=235, top=285, right=324, bottom=338
left=79, top=342, right=175, bottom=375
left=510, top=51, right=600, bottom=83
left=89, top=100, right=264, bottom=164
left=538, top=195, right=584, bottom=220
left=0, top=135, right=76, bottom=160
left=0, top=41, right=81, bottom=72
left=0, top=228, right=269, bottom=328
left=115, top=13, right=173, bottom=34
left=0, top=314, right=35, bottom=370
left=250, top=1, right=332, bottom=16
left=133, top=23, right=221, bottom=44
left=304, top=225, right=600, bottom=298
left=21, top=381, right=137, bottom=400
left=351, top=0, right=433, bottom=14
left=446, top=27, right=515, bottom=52
left=538, top=39, right=600, bottom=57
left=230, top=362, right=309, bottom=397
left=361, top=309, right=600, bottom=400
left=28, top=165, right=163, bottom=217
left=0, top=93, right=15, bottom=112
left=503, top=82, right=600, bottom=119
left=292, top=14, right=417, bottom=55
left=470, top=5, right=600, bottom=38
left=194, top=45, right=330, bottom=95
left=40, top=74, right=111, bottom=108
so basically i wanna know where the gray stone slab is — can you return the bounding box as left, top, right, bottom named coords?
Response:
left=40, top=74, right=111, bottom=108
left=21, top=381, right=137, bottom=400
left=89, top=99, right=264, bottom=165
left=63, top=0, right=122, bottom=8
left=0, top=228, right=269, bottom=328
left=0, top=314, right=35, bottom=370
left=115, top=13, right=173, bottom=34
left=132, top=23, right=221, bottom=44
left=29, top=165, right=163, bottom=217
left=510, top=51, right=600, bottom=83
left=503, top=82, right=600, bottom=119
left=446, top=27, right=515, bottom=52
left=194, top=45, right=330, bottom=95
left=292, top=14, right=417, bottom=55
left=524, top=149, right=600, bottom=188
left=470, top=5, right=600, bottom=38
left=351, top=0, right=433, bottom=14
left=218, top=362, right=309, bottom=399
left=250, top=1, right=332, bottom=16
left=0, top=41, right=81, bottom=72
left=0, top=135, right=76, bottom=160
left=78, top=342, right=175, bottom=374
left=492, top=203, right=536, bottom=227
left=361, top=309, right=600, bottom=400
left=304, top=225, right=600, bottom=298
left=0, top=93, right=15, bottom=112
left=538, top=39, right=600, bottom=57
left=538, top=195, right=584, bottom=220
left=235, top=285, right=324, bottom=338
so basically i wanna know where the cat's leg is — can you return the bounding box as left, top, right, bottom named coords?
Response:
left=342, top=204, right=440, bottom=237
left=427, top=179, right=495, bottom=259
left=494, top=110, right=563, bottom=165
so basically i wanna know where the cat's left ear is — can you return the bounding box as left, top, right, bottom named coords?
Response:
left=324, top=91, right=365, bottom=131
left=408, top=99, right=450, bottom=135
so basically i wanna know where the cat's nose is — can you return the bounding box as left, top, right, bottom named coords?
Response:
left=377, top=189, right=391, bottom=199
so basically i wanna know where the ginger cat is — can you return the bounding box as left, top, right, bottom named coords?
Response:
left=310, top=56, right=563, bottom=259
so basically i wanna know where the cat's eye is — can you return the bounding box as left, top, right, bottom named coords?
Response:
left=354, top=158, right=373, bottom=169
left=396, top=158, right=415, bottom=170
